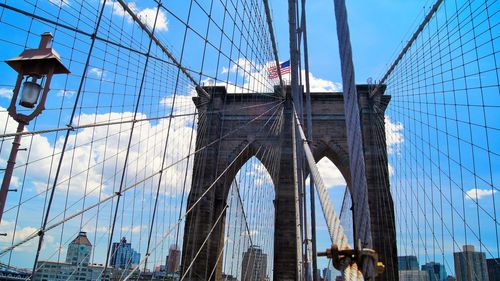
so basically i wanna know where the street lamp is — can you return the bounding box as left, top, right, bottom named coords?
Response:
left=0, top=32, right=69, bottom=223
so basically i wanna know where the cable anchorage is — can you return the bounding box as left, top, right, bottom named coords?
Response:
left=318, top=239, right=385, bottom=279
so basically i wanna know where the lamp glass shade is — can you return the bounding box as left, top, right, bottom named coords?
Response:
left=19, top=81, right=42, bottom=108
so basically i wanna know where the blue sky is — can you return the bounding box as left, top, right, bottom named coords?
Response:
left=0, top=0, right=498, bottom=279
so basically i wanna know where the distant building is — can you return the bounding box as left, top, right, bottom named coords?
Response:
left=165, top=245, right=181, bottom=274
left=110, top=237, right=141, bottom=269
left=323, top=268, right=333, bottom=281
left=33, top=261, right=127, bottom=281
left=33, top=231, right=116, bottom=281
left=486, top=258, right=500, bottom=281
left=32, top=231, right=149, bottom=281
left=32, top=260, right=78, bottom=281
left=422, top=262, right=447, bottom=281
left=154, top=264, right=165, bottom=272
left=66, top=231, right=92, bottom=266
left=454, top=245, right=489, bottom=281
left=241, top=246, right=267, bottom=281
left=399, top=270, right=430, bottom=281
left=0, top=263, right=30, bottom=279
left=315, top=269, right=322, bottom=280
left=399, top=256, right=420, bottom=270
left=153, top=264, right=166, bottom=278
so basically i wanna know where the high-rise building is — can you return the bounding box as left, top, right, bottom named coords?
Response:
left=399, top=270, right=430, bottom=281
left=165, top=244, right=181, bottom=274
left=153, top=264, right=166, bottom=278
left=109, top=237, right=141, bottom=269
left=422, top=262, right=447, bottom=281
left=397, top=256, right=430, bottom=281
left=33, top=231, right=139, bottom=281
left=486, top=258, right=500, bottom=281
left=33, top=231, right=93, bottom=281
left=454, top=245, right=489, bottom=281
left=66, top=231, right=92, bottom=266
left=323, top=268, right=333, bottom=281
left=399, top=256, right=420, bottom=270
left=315, top=269, right=322, bottom=280
left=241, top=246, right=267, bottom=281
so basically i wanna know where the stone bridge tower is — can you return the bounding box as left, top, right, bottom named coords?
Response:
left=181, top=85, right=397, bottom=281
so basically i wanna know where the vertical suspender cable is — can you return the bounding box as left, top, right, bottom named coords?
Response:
left=263, top=0, right=285, bottom=97
left=103, top=3, right=161, bottom=274
left=31, top=0, right=108, bottom=275
left=299, top=0, right=317, bottom=280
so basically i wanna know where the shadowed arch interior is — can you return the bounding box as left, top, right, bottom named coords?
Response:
left=220, top=156, right=275, bottom=280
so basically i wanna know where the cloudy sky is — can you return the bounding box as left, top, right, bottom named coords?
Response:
left=0, top=0, right=498, bottom=279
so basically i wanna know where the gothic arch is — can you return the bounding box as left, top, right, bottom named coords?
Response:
left=312, top=139, right=352, bottom=189
left=181, top=85, right=397, bottom=281
left=217, top=139, right=280, bottom=194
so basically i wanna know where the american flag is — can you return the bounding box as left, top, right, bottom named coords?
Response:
left=267, top=60, right=290, bottom=79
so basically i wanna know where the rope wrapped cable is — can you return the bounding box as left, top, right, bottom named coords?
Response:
left=332, top=0, right=376, bottom=278
left=294, top=110, right=363, bottom=280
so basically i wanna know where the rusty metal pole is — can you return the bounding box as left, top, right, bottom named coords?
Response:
left=1, top=32, right=69, bottom=226
left=0, top=122, right=25, bottom=223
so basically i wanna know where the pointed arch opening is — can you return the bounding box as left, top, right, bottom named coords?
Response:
left=219, top=156, right=275, bottom=281
left=305, top=157, right=354, bottom=277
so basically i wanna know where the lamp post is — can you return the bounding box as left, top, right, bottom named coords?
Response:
left=0, top=32, right=69, bottom=223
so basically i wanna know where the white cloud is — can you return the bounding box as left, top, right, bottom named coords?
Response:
left=388, top=163, right=394, bottom=177
left=138, top=7, right=168, bottom=31
left=222, top=58, right=256, bottom=77
left=160, top=94, right=196, bottom=115
left=213, top=59, right=275, bottom=94
left=466, top=188, right=497, bottom=200
left=0, top=105, right=196, bottom=202
left=0, top=105, right=196, bottom=261
left=89, top=67, right=104, bottom=79
left=311, top=158, right=346, bottom=189
left=0, top=87, right=13, bottom=99
left=106, top=1, right=168, bottom=32
left=56, top=89, right=76, bottom=97
left=0, top=220, right=55, bottom=252
left=10, top=176, right=20, bottom=189
left=1, top=87, right=75, bottom=99
left=244, top=163, right=272, bottom=187
left=106, top=0, right=136, bottom=18
left=385, top=115, right=404, bottom=155
left=217, top=59, right=342, bottom=94
left=301, top=70, right=342, bottom=92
